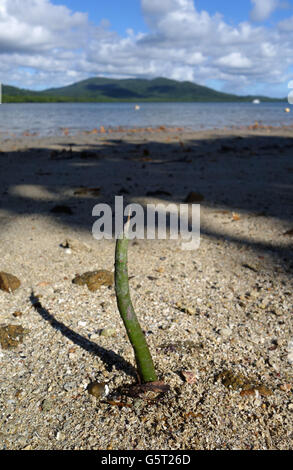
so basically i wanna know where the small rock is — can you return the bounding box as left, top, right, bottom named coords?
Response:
left=0, top=272, right=21, bottom=293
left=100, top=328, right=116, bottom=338
left=87, top=382, right=109, bottom=398
left=219, top=370, right=247, bottom=390
left=12, top=311, right=23, bottom=318
left=0, top=324, right=29, bottom=349
left=219, top=369, right=272, bottom=396
left=72, top=270, right=114, bottom=291
left=279, top=383, right=292, bottom=392
left=56, top=432, right=65, bottom=441
left=89, top=333, right=99, bottom=341
left=156, top=267, right=165, bottom=273
left=61, top=238, right=92, bottom=253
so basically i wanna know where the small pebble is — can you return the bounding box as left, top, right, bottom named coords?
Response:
left=87, top=382, right=109, bottom=398
left=12, top=311, right=23, bottom=318
left=61, top=238, right=92, bottom=253
left=72, top=270, right=114, bottom=291
left=0, top=325, right=29, bottom=349
left=56, top=432, right=65, bottom=441
left=0, top=272, right=21, bottom=293
left=100, top=328, right=116, bottom=338
left=89, top=333, right=99, bottom=340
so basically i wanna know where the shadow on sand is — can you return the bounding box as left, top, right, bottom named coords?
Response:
left=0, top=130, right=292, bottom=269
left=29, top=291, right=138, bottom=379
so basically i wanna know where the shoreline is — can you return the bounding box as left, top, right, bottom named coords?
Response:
left=0, top=120, right=293, bottom=141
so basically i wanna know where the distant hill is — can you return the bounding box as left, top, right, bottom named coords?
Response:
left=2, top=77, right=284, bottom=103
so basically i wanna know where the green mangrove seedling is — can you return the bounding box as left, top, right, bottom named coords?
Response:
left=115, top=219, right=158, bottom=384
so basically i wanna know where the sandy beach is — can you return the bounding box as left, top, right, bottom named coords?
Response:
left=0, top=125, right=292, bottom=450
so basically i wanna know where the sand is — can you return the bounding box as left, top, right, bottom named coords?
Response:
left=0, top=125, right=292, bottom=450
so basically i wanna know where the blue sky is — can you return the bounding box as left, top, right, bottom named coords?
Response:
left=1, top=0, right=293, bottom=97
left=51, top=0, right=149, bottom=35
left=50, top=0, right=292, bottom=33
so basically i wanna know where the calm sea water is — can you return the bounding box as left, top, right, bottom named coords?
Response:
left=0, top=101, right=291, bottom=137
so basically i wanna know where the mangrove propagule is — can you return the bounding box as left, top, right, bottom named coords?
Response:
left=115, top=219, right=158, bottom=384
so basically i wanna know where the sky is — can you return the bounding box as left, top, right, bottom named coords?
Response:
left=0, top=0, right=293, bottom=97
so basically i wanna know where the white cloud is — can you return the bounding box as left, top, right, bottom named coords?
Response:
left=250, top=0, right=279, bottom=22
left=0, top=0, right=292, bottom=97
left=217, top=52, right=252, bottom=69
